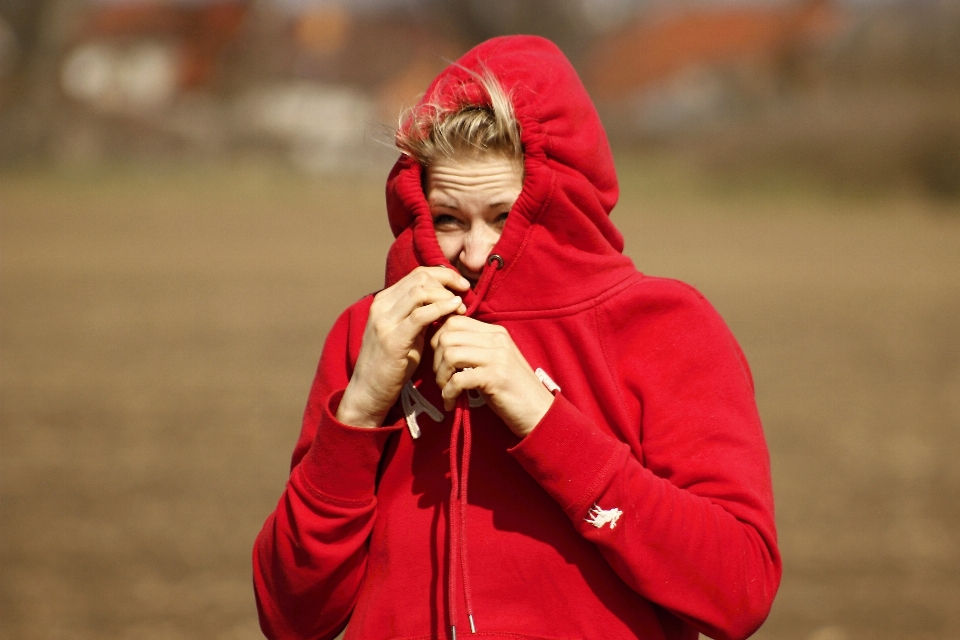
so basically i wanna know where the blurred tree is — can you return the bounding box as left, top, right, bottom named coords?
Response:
left=0, top=0, right=82, bottom=162
left=0, top=0, right=46, bottom=103
left=914, top=123, right=960, bottom=199
left=0, top=0, right=44, bottom=56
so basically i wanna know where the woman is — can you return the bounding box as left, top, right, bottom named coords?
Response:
left=254, top=36, right=780, bottom=640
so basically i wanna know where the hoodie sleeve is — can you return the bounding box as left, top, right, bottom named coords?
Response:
left=509, top=281, right=781, bottom=640
left=252, top=299, right=402, bottom=640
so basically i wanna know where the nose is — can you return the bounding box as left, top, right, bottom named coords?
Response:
left=459, top=225, right=499, bottom=276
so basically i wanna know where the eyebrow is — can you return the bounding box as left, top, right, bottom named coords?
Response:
left=430, top=201, right=513, bottom=211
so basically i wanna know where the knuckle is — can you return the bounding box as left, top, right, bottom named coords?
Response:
left=411, top=283, right=433, bottom=303
left=373, top=318, right=390, bottom=336
left=409, top=306, right=430, bottom=324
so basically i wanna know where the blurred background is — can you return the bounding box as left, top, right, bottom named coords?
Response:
left=1, top=0, right=958, bottom=639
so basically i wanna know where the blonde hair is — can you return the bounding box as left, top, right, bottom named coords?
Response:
left=396, top=70, right=522, bottom=167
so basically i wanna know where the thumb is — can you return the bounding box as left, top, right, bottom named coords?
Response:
left=406, top=330, right=426, bottom=379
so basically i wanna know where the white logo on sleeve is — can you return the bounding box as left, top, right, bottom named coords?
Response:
left=585, top=504, right=623, bottom=529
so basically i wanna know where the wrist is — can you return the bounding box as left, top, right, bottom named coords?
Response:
left=513, top=367, right=562, bottom=437
left=512, top=385, right=556, bottom=438
left=337, top=384, right=388, bottom=428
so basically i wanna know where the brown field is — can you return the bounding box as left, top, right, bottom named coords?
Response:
left=2, top=159, right=959, bottom=640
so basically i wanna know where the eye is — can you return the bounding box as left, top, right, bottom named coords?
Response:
left=494, top=212, right=509, bottom=229
left=432, top=214, right=460, bottom=230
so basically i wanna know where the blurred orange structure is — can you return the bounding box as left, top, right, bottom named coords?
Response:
left=78, top=0, right=249, bottom=91
left=586, top=0, right=846, bottom=101
left=293, top=5, right=351, bottom=57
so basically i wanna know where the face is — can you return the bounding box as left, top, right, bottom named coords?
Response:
left=425, top=154, right=523, bottom=285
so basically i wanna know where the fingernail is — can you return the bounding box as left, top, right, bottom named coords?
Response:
left=460, top=277, right=470, bottom=288
left=451, top=296, right=461, bottom=305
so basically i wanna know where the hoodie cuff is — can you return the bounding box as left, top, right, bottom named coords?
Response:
left=508, top=393, right=629, bottom=515
left=299, top=389, right=402, bottom=503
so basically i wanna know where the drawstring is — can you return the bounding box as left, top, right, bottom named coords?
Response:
left=459, top=400, right=476, bottom=633
left=447, top=398, right=460, bottom=636
left=443, top=255, right=501, bottom=638
left=448, top=394, right=476, bottom=638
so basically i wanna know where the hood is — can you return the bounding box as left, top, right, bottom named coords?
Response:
left=384, top=35, right=636, bottom=315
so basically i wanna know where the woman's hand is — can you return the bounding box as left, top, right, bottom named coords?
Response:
left=431, top=316, right=555, bottom=438
left=337, top=267, right=469, bottom=428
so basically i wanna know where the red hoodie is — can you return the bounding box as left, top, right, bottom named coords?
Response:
left=253, top=36, right=780, bottom=640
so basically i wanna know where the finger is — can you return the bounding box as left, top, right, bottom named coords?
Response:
left=436, top=315, right=505, bottom=334
left=434, top=344, right=493, bottom=388
left=382, top=281, right=462, bottom=326
left=424, top=266, right=472, bottom=293
left=405, top=331, right=426, bottom=378
left=373, top=267, right=468, bottom=317
left=432, top=334, right=485, bottom=377
left=400, top=265, right=469, bottom=294
left=431, top=323, right=509, bottom=353
left=441, top=368, right=483, bottom=411
left=395, top=296, right=464, bottom=344
left=431, top=316, right=483, bottom=350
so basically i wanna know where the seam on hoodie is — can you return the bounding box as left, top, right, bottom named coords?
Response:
left=519, top=91, right=547, bottom=161
left=480, top=271, right=641, bottom=321
left=570, top=444, right=626, bottom=515
left=296, top=464, right=375, bottom=508
left=484, top=168, right=557, bottom=302
left=527, top=89, right=550, bottom=159
left=593, top=303, right=643, bottom=464
left=665, top=277, right=709, bottom=301
left=593, top=305, right=643, bottom=464
left=528, top=168, right=558, bottom=228
left=654, top=277, right=757, bottom=393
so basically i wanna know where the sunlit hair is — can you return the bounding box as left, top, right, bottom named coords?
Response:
left=396, top=69, right=523, bottom=167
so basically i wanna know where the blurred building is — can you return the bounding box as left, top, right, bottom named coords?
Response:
left=46, top=0, right=465, bottom=171
left=585, top=0, right=847, bottom=136
left=1, top=0, right=958, bottom=193
left=60, top=0, right=249, bottom=111
left=580, top=0, right=960, bottom=197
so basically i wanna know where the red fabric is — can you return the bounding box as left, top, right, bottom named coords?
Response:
left=253, top=35, right=780, bottom=640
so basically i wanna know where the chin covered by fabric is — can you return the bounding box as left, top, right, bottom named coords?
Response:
left=253, top=35, right=781, bottom=640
